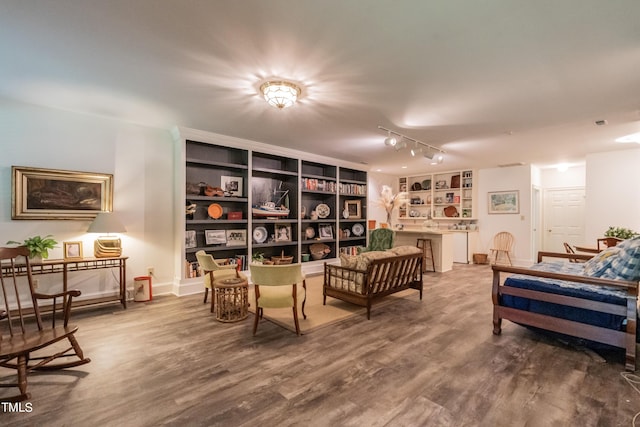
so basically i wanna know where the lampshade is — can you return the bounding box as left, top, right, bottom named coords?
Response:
left=87, top=212, right=126, bottom=233
left=260, top=81, right=301, bottom=109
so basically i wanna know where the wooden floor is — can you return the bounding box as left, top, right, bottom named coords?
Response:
left=2, top=264, right=639, bottom=426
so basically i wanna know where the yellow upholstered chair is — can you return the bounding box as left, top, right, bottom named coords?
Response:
left=489, top=231, right=514, bottom=266
left=195, top=250, right=244, bottom=312
left=249, top=264, right=307, bottom=336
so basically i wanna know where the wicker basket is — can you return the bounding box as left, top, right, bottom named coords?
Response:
left=310, top=243, right=330, bottom=261
left=473, top=253, right=489, bottom=264
left=271, top=250, right=293, bottom=265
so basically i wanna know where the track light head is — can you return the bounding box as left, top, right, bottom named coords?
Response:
left=423, top=151, right=434, bottom=160
left=431, top=154, right=444, bottom=165
left=384, top=136, right=397, bottom=146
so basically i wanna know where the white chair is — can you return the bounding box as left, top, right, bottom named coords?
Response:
left=249, top=264, right=307, bottom=335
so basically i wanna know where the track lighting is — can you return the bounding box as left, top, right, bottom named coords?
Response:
left=378, top=126, right=445, bottom=162
left=383, top=131, right=397, bottom=146
left=431, top=154, right=444, bottom=165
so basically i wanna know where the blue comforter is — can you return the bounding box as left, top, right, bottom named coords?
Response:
left=502, top=261, right=637, bottom=342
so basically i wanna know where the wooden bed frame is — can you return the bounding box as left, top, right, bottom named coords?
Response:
left=492, top=251, right=639, bottom=371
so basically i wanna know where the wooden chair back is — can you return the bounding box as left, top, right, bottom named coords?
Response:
left=490, top=232, right=515, bottom=265
left=597, top=237, right=623, bottom=251
left=563, top=242, right=582, bottom=263
left=249, top=264, right=306, bottom=335
left=0, top=246, right=90, bottom=401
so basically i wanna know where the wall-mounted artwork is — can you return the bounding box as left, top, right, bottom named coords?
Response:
left=488, top=190, right=519, bottom=214
left=12, top=166, right=113, bottom=220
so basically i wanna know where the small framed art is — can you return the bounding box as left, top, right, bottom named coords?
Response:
left=344, top=200, right=361, bottom=219
left=226, top=229, right=247, bottom=246
left=319, top=223, right=333, bottom=239
left=63, top=241, right=83, bottom=260
left=275, top=224, right=292, bottom=242
left=220, top=176, right=243, bottom=197
left=205, top=229, right=227, bottom=245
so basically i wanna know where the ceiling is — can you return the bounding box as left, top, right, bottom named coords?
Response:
left=1, top=1, right=639, bottom=173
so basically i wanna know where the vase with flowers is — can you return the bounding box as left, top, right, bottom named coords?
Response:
left=374, top=185, right=408, bottom=229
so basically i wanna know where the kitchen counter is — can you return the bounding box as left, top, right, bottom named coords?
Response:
left=395, top=229, right=453, bottom=272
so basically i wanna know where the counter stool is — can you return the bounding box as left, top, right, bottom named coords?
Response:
left=416, top=238, right=436, bottom=272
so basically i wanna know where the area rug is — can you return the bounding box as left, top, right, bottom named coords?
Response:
left=248, top=273, right=419, bottom=334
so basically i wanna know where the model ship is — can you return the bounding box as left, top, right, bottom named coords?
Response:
left=252, top=182, right=290, bottom=218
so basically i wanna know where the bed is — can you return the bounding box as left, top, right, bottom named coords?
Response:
left=492, top=248, right=639, bottom=371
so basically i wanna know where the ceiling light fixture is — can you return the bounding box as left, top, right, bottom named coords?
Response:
left=616, top=132, right=640, bottom=144
left=383, top=130, right=397, bottom=146
left=378, top=126, right=445, bottom=161
left=260, top=80, right=301, bottom=109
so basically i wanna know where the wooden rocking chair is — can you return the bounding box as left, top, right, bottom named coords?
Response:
left=0, top=246, right=90, bottom=402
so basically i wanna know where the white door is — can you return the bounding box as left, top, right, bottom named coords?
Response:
left=543, top=187, right=586, bottom=252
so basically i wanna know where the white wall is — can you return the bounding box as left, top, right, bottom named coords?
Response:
left=476, top=165, right=532, bottom=265
left=0, top=99, right=175, bottom=297
left=585, top=148, right=640, bottom=242
left=367, top=171, right=399, bottom=227
left=540, top=165, right=586, bottom=188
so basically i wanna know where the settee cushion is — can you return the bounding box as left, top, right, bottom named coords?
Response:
left=389, top=245, right=423, bottom=256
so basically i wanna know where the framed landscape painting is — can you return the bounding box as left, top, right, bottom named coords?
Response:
left=488, top=190, right=519, bottom=214
left=12, top=166, right=113, bottom=220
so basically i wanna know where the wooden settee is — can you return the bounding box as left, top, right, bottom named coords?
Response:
left=323, top=246, right=423, bottom=319
left=492, top=251, right=639, bottom=371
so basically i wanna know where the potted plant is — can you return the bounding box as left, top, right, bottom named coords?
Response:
left=251, top=251, right=265, bottom=265
left=604, top=226, right=638, bottom=240
left=7, top=235, right=58, bottom=262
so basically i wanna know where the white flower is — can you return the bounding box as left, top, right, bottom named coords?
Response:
left=375, top=185, right=408, bottom=220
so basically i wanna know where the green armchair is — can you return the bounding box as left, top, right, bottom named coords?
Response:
left=359, top=228, right=395, bottom=253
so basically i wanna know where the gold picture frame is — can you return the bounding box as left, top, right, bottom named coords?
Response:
left=345, top=200, right=362, bottom=219
left=63, top=241, right=83, bottom=260
left=12, top=166, right=113, bottom=220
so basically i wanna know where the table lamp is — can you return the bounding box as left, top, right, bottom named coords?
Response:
left=87, top=212, right=127, bottom=258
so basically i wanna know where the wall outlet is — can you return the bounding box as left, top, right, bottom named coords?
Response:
left=33, top=278, right=39, bottom=289
left=147, top=267, right=154, bottom=276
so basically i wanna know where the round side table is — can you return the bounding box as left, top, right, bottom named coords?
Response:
left=213, top=277, right=249, bottom=323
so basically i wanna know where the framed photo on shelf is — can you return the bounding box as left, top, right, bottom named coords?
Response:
left=205, top=229, right=227, bottom=245
left=63, top=241, right=83, bottom=260
left=344, top=200, right=361, bottom=219
left=488, top=190, right=519, bottom=214
left=319, top=223, right=333, bottom=239
left=12, top=166, right=113, bottom=220
left=185, top=230, right=197, bottom=248
left=220, top=176, right=243, bottom=197
left=275, top=224, right=292, bottom=242
left=225, top=229, right=247, bottom=246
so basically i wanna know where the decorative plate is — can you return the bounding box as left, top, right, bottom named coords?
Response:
left=421, top=179, right=431, bottom=190
left=305, top=226, right=315, bottom=239
left=444, top=206, right=459, bottom=217
left=352, top=223, right=365, bottom=236
left=411, top=182, right=422, bottom=191
left=253, top=227, right=268, bottom=244
left=207, top=203, right=223, bottom=219
left=316, top=203, right=330, bottom=218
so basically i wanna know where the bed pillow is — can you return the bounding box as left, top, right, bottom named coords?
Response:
left=583, top=246, right=620, bottom=277
left=601, top=236, right=640, bottom=282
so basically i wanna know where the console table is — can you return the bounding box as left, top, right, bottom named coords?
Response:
left=1, top=256, right=128, bottom=310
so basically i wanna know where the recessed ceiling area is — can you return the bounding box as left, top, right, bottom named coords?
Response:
left=0, top=1, right=639, bottom=173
